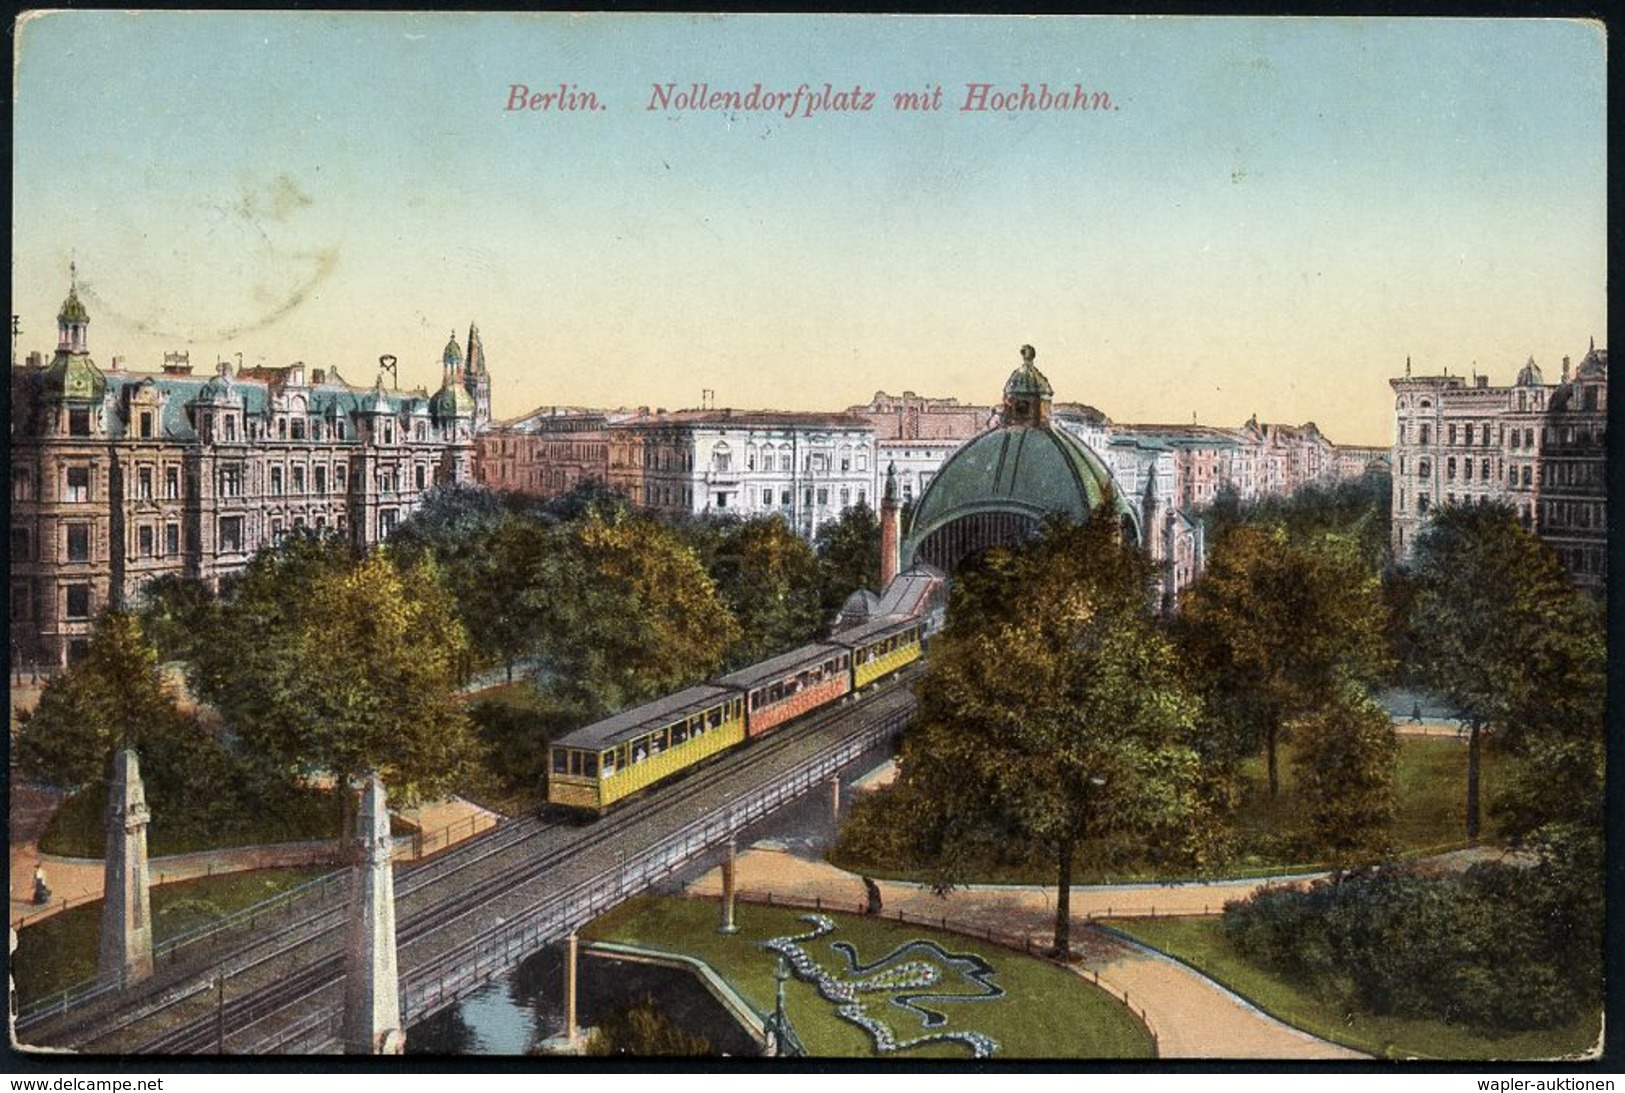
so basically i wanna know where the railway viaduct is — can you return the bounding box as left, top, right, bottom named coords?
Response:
left=14, top=680, right=916, bottom=1055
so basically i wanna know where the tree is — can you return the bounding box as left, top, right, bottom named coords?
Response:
left=1202, top=472, right=1392, bottom=573
left=526, top=512, right=740, bottom=715
left=191, top=531, right=357, bottom=790
left=15, top=612, right=236, bottom=832
left=1288, top=681, right=1397, bottom=864
left=129, top=574, right=216, bottom=665
left=390, top=484, right=532, bottom=680
left=1407, top=502, right=1602, bottom=838
left=291, top=551, right=479, bottom=806
left=711, top=516, right=823, bottom=667
left=192, top=536, right=478, bottom=820
left=888, top=513, right=1215, bottom=954
left=813, top=502, right=881, bottom=619
left=1177, top=525, right=1389, bottom=797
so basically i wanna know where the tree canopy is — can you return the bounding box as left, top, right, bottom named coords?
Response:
left=1406, top=501, right=1605, bottom=839
left=710, top=516, right=824, bottom=668
left=191, top=535, right=478, bottom=804
left=525, top=512, right=740, bottom=715
left=880, top=513, right=1216, bottom=953
left=813, top=501, right=882, bottom=619
left=15, top=611, right=236, bottom=831
left=1176, top=524, right=1390, bottom=796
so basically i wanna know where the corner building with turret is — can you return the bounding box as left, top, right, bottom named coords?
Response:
left=1389, top=343, right=1607, bottom=590
left=8, top=277, right=484, bottom=670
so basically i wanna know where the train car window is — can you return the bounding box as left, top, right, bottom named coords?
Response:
left=568, top=751, right=582, bottom=776
left=552, top=750, right=568, bottom=775
left=709, top=707, right=723, bottom=728
left=583, top=753, right=598, bottom=778
left=691, top=714, right=704, bottom=734
left=673, top=722, right=689, bottom=746
left=601, top=752, right=615, bottom=776
left=633, top=745, right=647, bottom=764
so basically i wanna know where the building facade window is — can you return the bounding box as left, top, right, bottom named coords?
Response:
left=66, top=524, right=90, bottom=562
left=165, top=467, right=180, bottom=500
left=65, top=584, right=91, bottom=619
left=138, top=526, right=154, bottom=556
left=68, top=409, right=91, bottom=436
left=165, top=523, right=180, bottom=556
left=219, top=516, right=244, bottom=553
left=65, top=467, right=90, bottom=503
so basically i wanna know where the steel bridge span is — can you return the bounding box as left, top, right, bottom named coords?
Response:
left=16, top=680, right=916, bottom=1055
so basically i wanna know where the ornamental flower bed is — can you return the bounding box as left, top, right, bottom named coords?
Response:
left=764, top=913, right=1003, bottom=1059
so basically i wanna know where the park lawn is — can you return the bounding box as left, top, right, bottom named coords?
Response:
left=837, top=736, right=1511, bottom=886
left=1107, top=916, right=1599, bottom=1062
left=581, top=895, right=1154, bottom=1060
left=11, top=867, right=331, bottom=1009
left=1229, top=735, right=1507, bottom=865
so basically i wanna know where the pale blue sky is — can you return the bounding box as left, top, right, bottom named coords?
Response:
left=13, top=13, right=1606, bottom=444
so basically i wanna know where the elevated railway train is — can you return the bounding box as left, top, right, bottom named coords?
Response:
left=547, top=569, right=943, bottom=814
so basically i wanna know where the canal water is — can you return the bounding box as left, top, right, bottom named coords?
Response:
left=407, top=749, right=884, bottom=1056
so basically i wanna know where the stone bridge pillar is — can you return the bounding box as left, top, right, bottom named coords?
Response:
left=342, top=775, right=404, bottom=1055
left=718, top=836, right=738, bottom=934
left=98, top=749, right=153, bottom=989
left=564, top=931, right=579, bottom=1045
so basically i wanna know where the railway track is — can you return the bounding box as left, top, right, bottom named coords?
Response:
left=22, top=673, right=918, bottom=1055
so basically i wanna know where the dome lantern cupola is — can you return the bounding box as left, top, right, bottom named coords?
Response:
left=58, top=270, right=91, bottom=354
left=43, top=265, right=106, bottom=402
left=442, top=331, right=464, bottom=380
left=1002, top=344, right=1054, bottom=427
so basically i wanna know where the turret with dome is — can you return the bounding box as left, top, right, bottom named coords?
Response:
left=42, top=266, right=107, bottom=404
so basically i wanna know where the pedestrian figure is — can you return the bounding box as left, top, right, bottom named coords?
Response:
left=1409, top=702, right=1423, bottom=724
left=31, top=865, right=50, bottom=906
left=863, top=876, right=883, bottom=915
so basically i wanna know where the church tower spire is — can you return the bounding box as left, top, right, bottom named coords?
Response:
left=464, top=322, right=491, bottom=430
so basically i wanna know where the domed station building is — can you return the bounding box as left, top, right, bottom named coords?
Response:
left=902, top=345, right=1140, bottom=574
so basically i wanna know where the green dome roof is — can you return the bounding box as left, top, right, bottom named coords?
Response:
left=43, top=350, right=105, bottom=401
left=58, top=287, right=90, bottom=325
left=433, top=379, right=474, bottom=416
left=905, top=424, right=1137, bottom=558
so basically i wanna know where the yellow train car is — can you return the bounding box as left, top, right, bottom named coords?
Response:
left=834, top=616, right=925, bottom=690
left=548, top=684, right=746, bottom=813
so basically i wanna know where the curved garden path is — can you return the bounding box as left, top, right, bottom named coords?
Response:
left=684, top=844, right=1372, bottom=1059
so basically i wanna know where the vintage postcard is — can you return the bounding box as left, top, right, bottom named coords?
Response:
left=7, top=11, right=1609, bottom=1074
